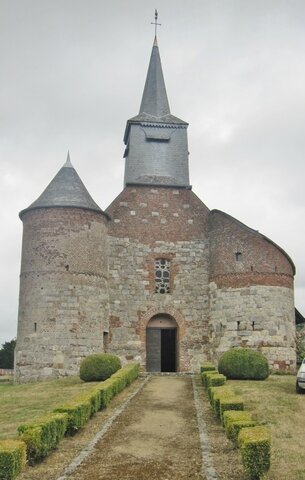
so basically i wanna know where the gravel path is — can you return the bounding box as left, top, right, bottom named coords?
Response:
left=64, top=375, right=207, bottom=480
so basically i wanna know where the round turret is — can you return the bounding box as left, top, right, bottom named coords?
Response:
left=15, top=155, right=110, bottom=382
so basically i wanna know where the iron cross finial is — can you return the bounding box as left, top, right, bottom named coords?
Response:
left=151, top=9, right=161, bottom=37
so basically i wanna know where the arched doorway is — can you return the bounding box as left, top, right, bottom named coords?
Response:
left=146, top=314, right=178, bottom=372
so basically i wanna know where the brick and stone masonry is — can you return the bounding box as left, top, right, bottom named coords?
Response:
left=14, top=34, right=296, bottom=382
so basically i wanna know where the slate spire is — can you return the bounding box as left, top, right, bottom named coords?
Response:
left=123, top=34, right=190, bottom=188
left=20, top=153, right=103, bottom=218
left=139, top=36, right=170, bottom=118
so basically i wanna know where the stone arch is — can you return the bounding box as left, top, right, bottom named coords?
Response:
left=140, top=306, right=185, bottom=336
left=139, top=306, right=186, bottom=372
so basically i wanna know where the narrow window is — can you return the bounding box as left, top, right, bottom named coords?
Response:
left=252, top=321, right=255, bottom=331
left=235, top=252, right=242, bottom=262
left=251, top=265, right=254, bottom=272
left=34, top=322, right=37, bottom=332
left=237, top=320, right=240, bottom=330
left=103, top=332, right=109, bottom=352
left=155, top=258, right=170, bottom=294
left=275, top=266, right=278, bottom=272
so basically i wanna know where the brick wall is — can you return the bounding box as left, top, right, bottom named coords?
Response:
left=209, top=210, right=294, bottom=288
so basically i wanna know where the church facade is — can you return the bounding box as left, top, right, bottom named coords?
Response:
left=15, top=36, right=296, bottom=382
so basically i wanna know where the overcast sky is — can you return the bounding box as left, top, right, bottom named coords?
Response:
left=1, top=0, right=304, bottom=347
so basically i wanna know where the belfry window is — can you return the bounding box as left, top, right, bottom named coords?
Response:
left=155, top=258, right=170, bottom=294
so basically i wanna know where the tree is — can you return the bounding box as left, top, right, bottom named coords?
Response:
left=0, top=338, right=16, bottom=369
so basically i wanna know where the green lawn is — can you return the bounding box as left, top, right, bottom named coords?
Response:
left=0, top=377, right=99, bottom=440
left=229, top=375, right=305, bottom=480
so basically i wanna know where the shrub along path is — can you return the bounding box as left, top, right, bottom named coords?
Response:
left=18, top=375, right=246, bottom=480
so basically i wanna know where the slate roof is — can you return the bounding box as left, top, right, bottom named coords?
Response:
left=19, top=153, right=103, bottom=218
left=124, top=36, right=187, bottom=144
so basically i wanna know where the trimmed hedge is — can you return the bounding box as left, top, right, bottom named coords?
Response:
left=223, top=410, right=253, bottom=430
left=200, top=362, right=217, bottom=373
left=95, top=363, right=140, bottom=408
left=218, top=348, right=269, bottom=380
left=201, top=370, right=219, bottom=387
left=18, top=413, right=68, bottom=464
left=73, top=388, right=101, bottom=417
left=226, top=420, right=256, bottom=444
left=53, top=397, right=94, bottom=434
left=11, top=362, right=140, bottom=471
left=207, top=373, right=226, bottom=388
left=80, top=353, right=121, bottom=382
left=220, top=396, right=244, bottom=425
left=0, top=440, right=26, bottom=480
left=238, top=426, right=271, bottom=479
left=200, top=367, right=271, bottom=478
left=209, top=386, right=234, bottom=415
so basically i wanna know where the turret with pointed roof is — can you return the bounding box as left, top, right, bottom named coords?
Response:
left=20, top=152, right=104, bottom=218
left=123, top=36, right=190, bottom=188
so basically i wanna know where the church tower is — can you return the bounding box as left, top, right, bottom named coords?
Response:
left=123, top=36, right=190, bottom=188
left=106, top=33, right=211, bottom=372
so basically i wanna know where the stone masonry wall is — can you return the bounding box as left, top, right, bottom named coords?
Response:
left=15, top=208, right=109, bottom=382
left=106, top=186, right=211, bottom=371
left=209, top=283, right=296, bottom=371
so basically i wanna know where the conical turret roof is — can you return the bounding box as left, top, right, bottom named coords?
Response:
left=20, top=153, right=103, bottom=218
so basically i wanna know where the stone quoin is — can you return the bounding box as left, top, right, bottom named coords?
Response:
left=15, top=31, right=296, bottom=382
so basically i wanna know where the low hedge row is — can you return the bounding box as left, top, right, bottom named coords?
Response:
left=18, top=412, right=68, bottom=464
left=200, top=362, right=270, bottom=479
left=0, top=440, right=26, bottom=480
left=0, top=363, right=140, bottom=478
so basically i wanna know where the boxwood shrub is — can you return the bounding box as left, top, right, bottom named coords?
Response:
left=53, top=399, right=92, bottom=434
left=218, top=348, right=269, bottom=380
left=223, top=410, right=253, bottom=430
left=18, top=412, right=68, bottom=464
left=238, top=426, right=271, bottom=479
left=207, top=373, right=226, bottom=388
left=80, top=353, right=121, bottom=382
left=209, top=386, right=234, bottom=415
left=0, top=440, right=26, bottom=480
left=200, top=362, right=217, bottom=373
left=201, top=370, right=219, bottom=388
left=220, top=396, right=244, bottom=424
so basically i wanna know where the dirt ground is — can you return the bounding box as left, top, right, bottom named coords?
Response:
left=69, top=376, right=202, bottom=480
left=19, top=375, right=247, bottom=480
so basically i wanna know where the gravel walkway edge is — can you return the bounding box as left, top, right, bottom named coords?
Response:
left=56, top=375, right=151, bottom=480
left=192, top=376, right=218, bottom=480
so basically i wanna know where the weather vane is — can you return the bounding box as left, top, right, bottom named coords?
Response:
left=151, top=9, right=161, bottom=36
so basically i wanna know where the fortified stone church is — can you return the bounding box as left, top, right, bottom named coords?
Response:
left=15, top=33, right=296, bottom=382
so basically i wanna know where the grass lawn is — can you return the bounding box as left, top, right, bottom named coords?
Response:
left=229, top=375, right=305, bottom=480
left=0, top=376, right=99, bottom=440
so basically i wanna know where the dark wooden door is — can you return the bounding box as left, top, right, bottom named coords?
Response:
left=146, top=328, right=161, bottom=372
